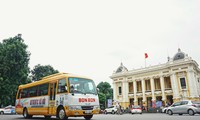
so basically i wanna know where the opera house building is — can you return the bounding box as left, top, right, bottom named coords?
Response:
left=110, top=48, right=200, bottom=110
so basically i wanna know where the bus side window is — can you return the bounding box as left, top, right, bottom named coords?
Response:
left=42, top=84, right=48, bottom=95
left=27, top=89, right=30, bottom=97
left=38, top=84, right=48, bottom=96
left=22, top=89, right=28, bottom=98
left=29, top=86, right=37, bottom=97
left=37, top=90, right=42, bottom=96
left=17, top=89, right=22, bottom=99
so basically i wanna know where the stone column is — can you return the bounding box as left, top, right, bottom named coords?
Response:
left=187, top=70, right=198, bottom=98
left=113, top=82, right=117, bottom=102
left=122, top=80, right=126, bottom=102
left=125, top=80, right=129, bottom=102
left=142, top=79, right=146, bottom=102
left=160, top=76, right=165, bottom=100
left=150, top=78, right=155, bottom=101
left=133, top=80, right=137, bottom=105
left=122, top=79, right=129, bottom=106
left=170, top=73, right=179, bottom=99
left=150, top=78, right=156, bottom=108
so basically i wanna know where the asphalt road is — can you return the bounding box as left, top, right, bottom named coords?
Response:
left=0, top=113, right=199, bottom=120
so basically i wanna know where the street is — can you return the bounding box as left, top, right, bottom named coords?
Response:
left=0, top=113, right=200, bottom=120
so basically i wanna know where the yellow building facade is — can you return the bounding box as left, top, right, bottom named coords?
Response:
left=110, top=49, right=200, bottom=110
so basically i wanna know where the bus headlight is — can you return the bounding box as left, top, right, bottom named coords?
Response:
left=93, top=106, right=100, bottom=110
left=69, top=106, right=82, bottom=110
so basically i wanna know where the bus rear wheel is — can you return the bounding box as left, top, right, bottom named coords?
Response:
left=23, top=108, right=32, bottom=119
left=84, top=115, right=93, bottom=120
left=58, top=108, right=68, bottom=120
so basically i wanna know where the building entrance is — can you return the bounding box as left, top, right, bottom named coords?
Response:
left=129, top=98, right=134, bottom=105
left=166, top=95, right=173, bottom=106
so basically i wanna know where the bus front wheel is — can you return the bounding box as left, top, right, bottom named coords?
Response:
left=23, top=108, right=32, bottom=119
left=58, top=108, right=68, bottom=120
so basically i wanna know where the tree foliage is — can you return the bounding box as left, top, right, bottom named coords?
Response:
left=98, top=92, right=106, bottom=108
left=31, top=64, right=59, bottom=81
left=97, top=81, right=113, bottom=109
left=0, top=34, right=30, bottom=106
left=97, top=82, right=111, bottom=93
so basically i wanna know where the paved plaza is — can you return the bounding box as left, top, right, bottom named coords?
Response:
left=0, top=113, right=200, bottom=120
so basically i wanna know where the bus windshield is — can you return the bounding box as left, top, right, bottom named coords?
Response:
left=69, top=77, right=97, bottom=95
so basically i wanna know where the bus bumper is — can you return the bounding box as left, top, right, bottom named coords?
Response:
left=65, top=109, right=99, bottom=116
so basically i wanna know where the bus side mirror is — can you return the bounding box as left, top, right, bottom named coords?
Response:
left=70, top=85, right=74, bottom=95
left=96, top=88, right=99, bottom=93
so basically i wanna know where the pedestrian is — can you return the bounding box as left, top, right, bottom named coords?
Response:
left=116, top=102, right=121, bottom=115
left=141, top=104, right=145, bottom=111
left=119, top=105, right=122, bottom=115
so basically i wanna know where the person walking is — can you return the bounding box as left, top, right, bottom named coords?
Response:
left=116, top=102, right=121, bottom=115
left=119, top=105, right=122, bottom=115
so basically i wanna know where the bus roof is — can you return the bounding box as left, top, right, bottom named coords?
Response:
left=18, top=73, right=92, bottom=89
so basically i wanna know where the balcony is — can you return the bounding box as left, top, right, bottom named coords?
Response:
left=155, top=89, right=161, bottom=91
left=165, top=88, right=172, bottom=90
left=154, top=91, right=162, bottom=95
left=164, top=88, right=172, bottom=94
left=128, top=92, right=134, bottom=97
left=145, top=91, right=152, bottom=95
left=137, top=91, right=142, bottom=93
left=128, top=91, right=134, bottom=94
left=136, top=91, right=142, bottom=97
left=145, top=90, right=151, bottom=92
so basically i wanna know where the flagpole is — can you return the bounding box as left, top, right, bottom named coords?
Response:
left=144, top=53, right=148, bottom=68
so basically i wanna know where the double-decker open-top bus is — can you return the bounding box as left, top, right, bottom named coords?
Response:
left=15, top=73, right=100, bottom=120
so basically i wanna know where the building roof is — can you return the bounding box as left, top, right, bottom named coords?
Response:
left=115, top=62, right=128, bottom=73
left=111, top=48, right=200, bottom=78
left=173, top=48, right=186, bottom=61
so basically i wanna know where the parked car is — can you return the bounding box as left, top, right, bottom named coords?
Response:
left=104, top=105, right=117, bottom=114
left=167, top=100, right=200, bottom=116
left=0, top=105, right=16, bottom=115
left=161, top=106, right=168, bottom=113
left=130, top=105, right=142, bottom=114
left=99, top=109, right=105, bottom=114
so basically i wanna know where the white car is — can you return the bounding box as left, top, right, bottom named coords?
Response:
left=131, top=105, right=142, bottom=114
left=167, top=100, right=200, bottom=116
left=0, top=105, right=16, bottom=115
left=0, top=108, right=3, bottom=115
left=104, top=106, right=118, bottom=114
left=161, top=107, right=168, bottom=113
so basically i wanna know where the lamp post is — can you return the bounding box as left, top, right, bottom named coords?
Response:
left=105, top=94, right=107, bottom=109
left=104, top=88, right=112, bottom=109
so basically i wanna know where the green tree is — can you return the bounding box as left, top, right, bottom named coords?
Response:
left=98, top=92, right=106, bottom=109
left=97, top=82, right=113, bottom=109
left=0, top=34, right=30, bottom=106
left=31, top=64, right=59, bottom=81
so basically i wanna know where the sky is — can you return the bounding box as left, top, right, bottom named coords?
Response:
left=0, top=0, right=200, bottom=87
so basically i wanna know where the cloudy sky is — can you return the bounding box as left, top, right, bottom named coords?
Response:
left=0, top=0, right=200, bottom=86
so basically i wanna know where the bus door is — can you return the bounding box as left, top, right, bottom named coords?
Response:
left=49, top=82, right=57, bottom=115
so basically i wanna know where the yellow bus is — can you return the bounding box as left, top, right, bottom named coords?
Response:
left=15, top=73, right=100, bottom=120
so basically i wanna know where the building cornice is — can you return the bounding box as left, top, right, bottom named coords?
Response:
left=110, top=58, right=199, bottom=79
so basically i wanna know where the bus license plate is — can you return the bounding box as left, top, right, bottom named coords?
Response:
left=85, top=110, right=92, bottom=114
